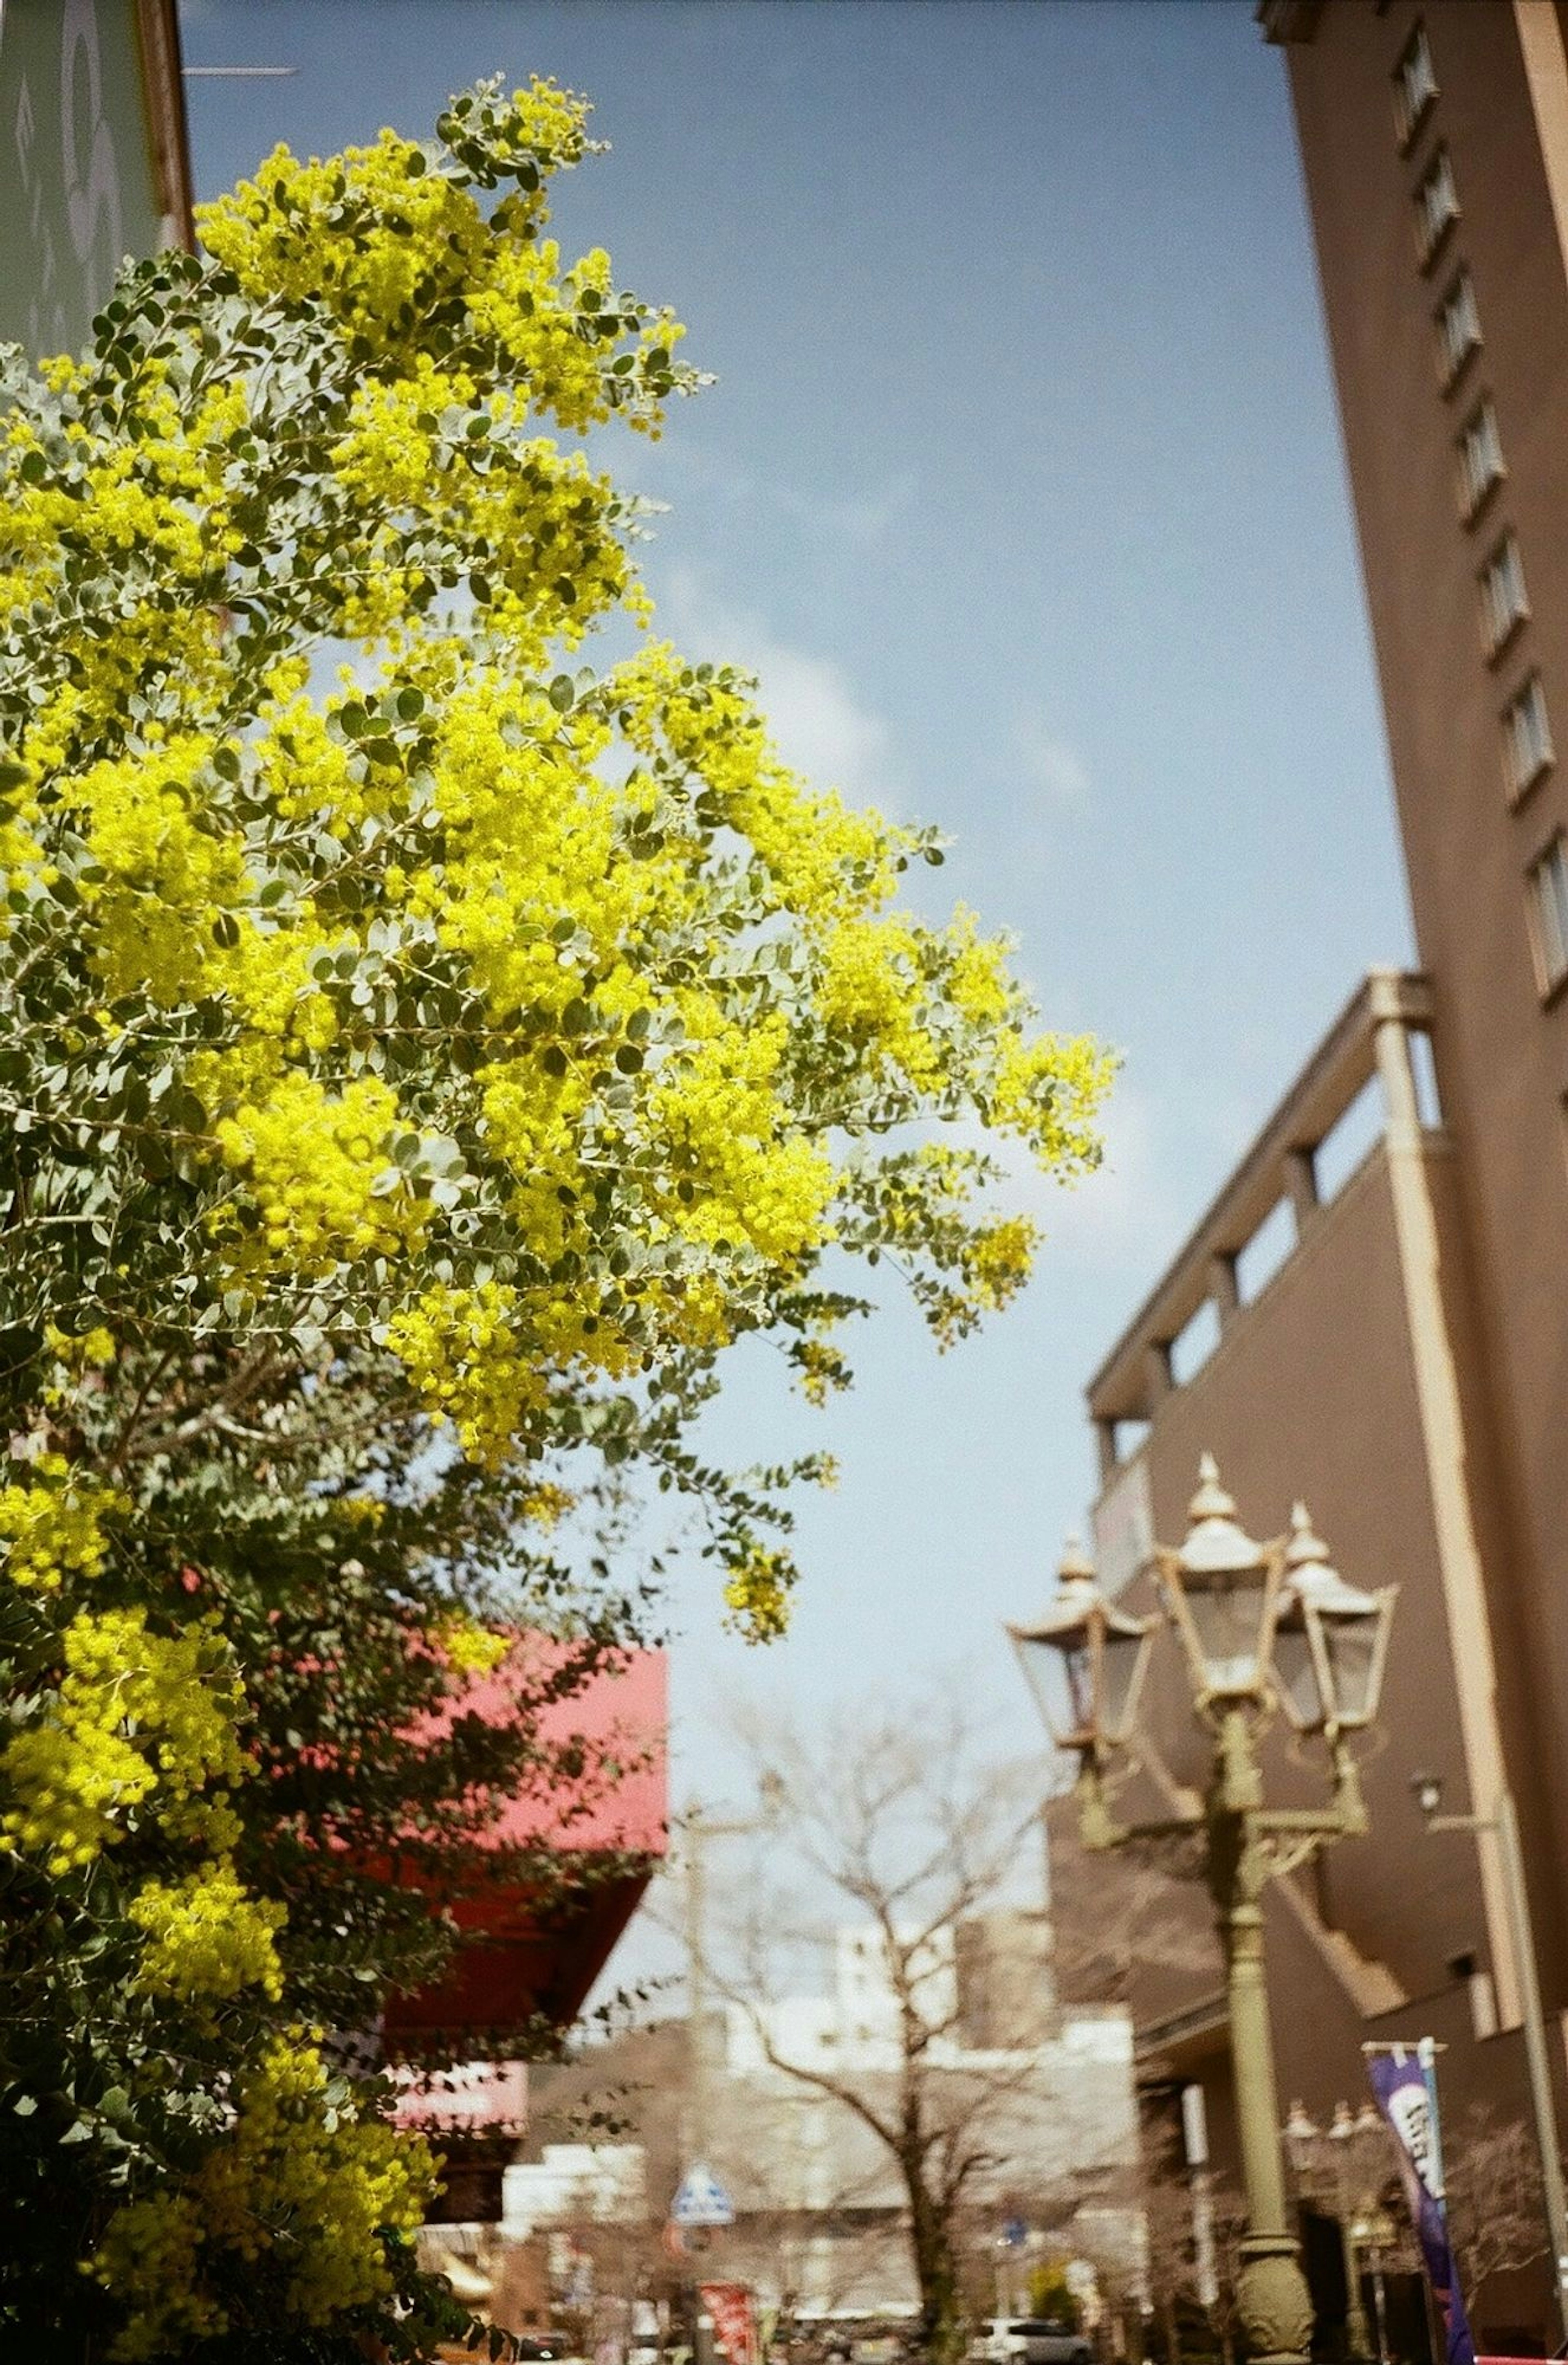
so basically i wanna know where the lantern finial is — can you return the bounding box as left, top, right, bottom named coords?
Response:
left=1190, top=1451, right=1235, bottom=1524
left=1058, top=1533, right=1095, bottom=1584
left=1286, top=1501, right=1329, bottom=1568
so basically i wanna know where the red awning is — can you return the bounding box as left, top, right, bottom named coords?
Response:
left=383, top=1641, right=667, bottom=2051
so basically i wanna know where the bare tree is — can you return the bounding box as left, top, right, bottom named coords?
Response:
left=704, top=1702, right=1163, bottom=2365
left=1443, top=2104, right=1550, bottom=2319
left=1127, top=2128, right=1249, bottom=2365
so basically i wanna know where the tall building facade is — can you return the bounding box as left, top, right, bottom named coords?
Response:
left=1263, top=0, right=1568, bottom=1999
left=1065, top=4, right=1568, bottom=2345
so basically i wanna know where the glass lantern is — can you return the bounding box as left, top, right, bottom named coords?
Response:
left=1009, top=1538, right=1157, bottom=1756
left=1272, top=1503, right=1396, bottom=1737
left=1156, top=1454, right=1284, bottom=1704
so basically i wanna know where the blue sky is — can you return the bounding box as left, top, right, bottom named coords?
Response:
left=181, top=0, right=1411, bottom=1978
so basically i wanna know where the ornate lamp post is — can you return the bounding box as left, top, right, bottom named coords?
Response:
left=1011, top=1456, right=1397, bottom=2365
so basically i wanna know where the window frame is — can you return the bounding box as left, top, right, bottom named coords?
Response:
left=1502, top=673, right=1554, bottom=806
left=1479, top=532, right=1529, bottom=660
left=1456, top=396, right=1505, bottom=521
left=1394, top=23, right=1439, bottom=150
left=1414, top=146, right=1460, bottom=269
left=1434, top=269, right=1482, bottom=390
left=1526, top=833, right=1568, bottom=1000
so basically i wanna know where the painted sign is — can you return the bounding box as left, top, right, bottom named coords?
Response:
left=698, top=2284, right=758, bottom=2365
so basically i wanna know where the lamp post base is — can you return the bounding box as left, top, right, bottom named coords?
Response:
left=1235, top=2232, right=1314, bottom=2365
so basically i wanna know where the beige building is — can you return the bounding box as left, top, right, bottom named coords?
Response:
left=1067, top=2, right=1568, bottom=2347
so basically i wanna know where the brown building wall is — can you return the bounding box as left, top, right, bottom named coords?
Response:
left=1278, top=0, right=1568, bottom=1990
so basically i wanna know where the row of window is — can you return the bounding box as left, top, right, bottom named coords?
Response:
left=1395, top=22, right=1566, bottom=998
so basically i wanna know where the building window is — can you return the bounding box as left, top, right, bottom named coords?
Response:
left=1480, top=533, right=1528, bottom=657
left=1503, top=675, right=1553, bottom=801
left=1435, top=270, right=1482, bottom=385
left=1394, top=23, right=1439, bottom=147
left=1415, top=147, right=1460, bottom=265
left=1527, top=836, right=1568, bottom=995
left=1457, top=398, right=1504, bottom=518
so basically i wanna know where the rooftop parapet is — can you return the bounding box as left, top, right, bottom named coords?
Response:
left=1088, top=971, right=1439, bottom=1472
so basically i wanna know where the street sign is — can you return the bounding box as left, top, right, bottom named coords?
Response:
left=672, top=2163, right=736, bottom=2228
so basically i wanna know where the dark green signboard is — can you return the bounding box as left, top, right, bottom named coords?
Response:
left=0, top=0, right=170, bottom=363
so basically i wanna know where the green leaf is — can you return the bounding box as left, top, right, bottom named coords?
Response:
left=548, top=675, right=575, bottom=713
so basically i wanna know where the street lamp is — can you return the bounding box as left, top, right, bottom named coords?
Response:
left=1272, top=1505, right=1397, bottom=1746
left=1154, top=1452, right=1285, bottom=1705
left=1409, top=1768, right=1568, bottom=2342
left=1009, top=1539, right=1158, bottom=1846
left=1013, top=1456, right=1392, bottom=2365
left=1283, top=2099, right=1387, bottom=2363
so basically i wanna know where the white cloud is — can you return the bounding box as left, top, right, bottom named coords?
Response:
left=653, top=444, right=918, bottom=554
left=662, top=567, right=899, bottom=805
left=1010, top=704, right=1090, bottom=811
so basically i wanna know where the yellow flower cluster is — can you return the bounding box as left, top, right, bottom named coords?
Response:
left=518, top=1481, right=575, bottom=1529
left=722, top=1545, right=797, bottom=1644
left=991, top=1029, right=1115, bottom=1170
left=212, top=1074, right=425, bottom=1278
left=385, top=1280, right=547, bottom=1468
left=431, top=1612, right=512, bottom=1677
left=653, top=1012, right=835, bottom=1265
left=0, top=1454, right=124, bottom=1592
left=62, top=734, right=246, bottom=1006
left=615, top=646, right=912, bottom=921
left=944, top=906, right=1016, bottom=1027
left=196, top=89, right=681, bottom=439
left=88, top=2194, right=216, bottom=2360
left=93, top=2033, right=436, bottom=2361
left=198, top=131, right=493, bottom=355
left=2, top=1610, right=245, bottom=1873
left=792, top=1336, right=852, bottom=1408
left=815, top=917, right=940, bottom=1088
left=129, top=1861, right=286, bottom=2004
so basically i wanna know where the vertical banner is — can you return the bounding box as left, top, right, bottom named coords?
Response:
left=699, top=2284, right=758, bottom=2365
left=1365, top=2040, right=1475, bottom=2365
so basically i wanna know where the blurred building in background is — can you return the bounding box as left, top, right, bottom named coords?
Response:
left=0, top=0, right=190, bottom=354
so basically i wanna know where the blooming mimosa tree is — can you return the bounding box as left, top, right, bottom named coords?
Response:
left=0, top=82, right=1112, bottom=2361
